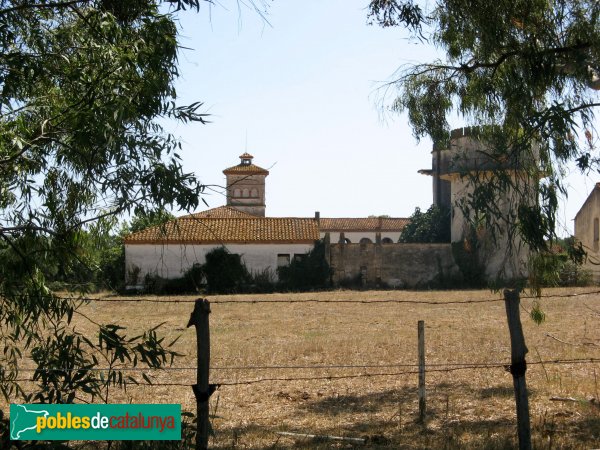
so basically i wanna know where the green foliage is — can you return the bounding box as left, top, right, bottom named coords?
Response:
left=128, top=210, right=176, bottom=234
left=0, top=0, right=212, bottom=408
left=202, top=247, right=250, bottom=294
left=451, top=229, right=487, bottom=288
left=277, top=240, right=331, bottom=291
left=143, top=263, right=204, bottom=295
left=248, top=268, right=278, bottom=293
left=369, top=0, right=600, bottom=259
left=530, top=300, right=547, bottom=325
left=400, top=205, right=451, bottom=243
left=528, top=238, right=592, bottom=295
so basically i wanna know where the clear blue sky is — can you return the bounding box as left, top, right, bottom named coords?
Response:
left=166, top=0, right=596, bottom=236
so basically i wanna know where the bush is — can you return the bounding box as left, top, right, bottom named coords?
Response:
left=529, top=251, right=592, bottom=289
left=248, top=268, right=277, bottom=293
left=140, top=264, right=203, bottom=295
left=277, top=240, right=331, bottom=291
left=202, top=247, right=250, bottom=294
left=400, top=205, right=451, bottom=243
left=451, top=230, right=487, bottom=288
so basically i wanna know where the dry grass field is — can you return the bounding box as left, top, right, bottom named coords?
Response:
left=7, top=287, right=600, bottom=448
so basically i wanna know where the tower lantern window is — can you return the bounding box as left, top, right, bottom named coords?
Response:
left=240, top=153, right=254, bottom=165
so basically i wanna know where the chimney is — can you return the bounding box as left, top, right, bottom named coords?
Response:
left=315, top=211, right=320, bottom=227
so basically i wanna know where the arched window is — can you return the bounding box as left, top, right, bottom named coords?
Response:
left=343, top=238, right=351, bottom=244
left=233, top=189, right=241, bottom=198
left=251, top=188, right=258, bottom=198
left=382, top=237, right=393, bottom=244
left=360, top=238, right=372, bottom=244
left=242, top=189, right=249, bottom=198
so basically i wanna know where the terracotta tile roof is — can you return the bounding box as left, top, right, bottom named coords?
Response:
left=239, top=152, right=254, bottom=159
left=124, top=217, right=319, bottom=245
left=319, top=217, right=409, bottom=232
left=180, top=206, right=257, bottom=219
left=223, top=163, right=269, bottom=175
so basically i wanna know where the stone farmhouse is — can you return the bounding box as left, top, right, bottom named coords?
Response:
left=125, top=130, right=535, bottom=288
left=124, top=153, right=409, bottom=287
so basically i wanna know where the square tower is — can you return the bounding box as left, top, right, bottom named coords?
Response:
left=223, top=153, right=269, bottom=217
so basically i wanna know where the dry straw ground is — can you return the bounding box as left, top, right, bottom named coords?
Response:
left=9, top=287, right=600, bottom=448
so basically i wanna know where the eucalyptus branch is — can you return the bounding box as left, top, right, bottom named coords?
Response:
left=0, top=0, right=87, bottom=16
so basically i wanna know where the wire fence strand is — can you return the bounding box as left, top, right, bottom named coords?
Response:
left=36, top=287, right=600, bottom=306
left=8, top=357, right=600, bottom=373
left=5, top=358, right=600, bottom=388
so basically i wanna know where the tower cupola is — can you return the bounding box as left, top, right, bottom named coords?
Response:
left=240, top=152, right=254, bottom=165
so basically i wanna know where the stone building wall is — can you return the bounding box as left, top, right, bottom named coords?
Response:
left=574, top=184, right=600, bottom=281
left=326, top=236, right=459, bottom=288
left=226, top=173, right=267, bottom=217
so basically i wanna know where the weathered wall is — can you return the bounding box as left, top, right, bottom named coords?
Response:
left=125, top=242, right=314, bottom=287
left=446, top=174, right=531, bottom=280
left=574, top=187, right=600, bottom=281
left=432, top=127, right=537, bottom=282
left=327, top=240, right=459, bottom=288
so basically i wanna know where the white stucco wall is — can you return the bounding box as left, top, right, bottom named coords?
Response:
left=320, top=231, right=401, bottom=243
left=125, top=243, right=314, bottom=286
left=448, top=173, right=531, bottom=281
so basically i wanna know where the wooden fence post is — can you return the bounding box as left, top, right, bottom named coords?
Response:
left=504, top=289, right=531, bottom=450
left=418, top=320, right=426, bottom=423
left=187, top=299, right=211, bottom=450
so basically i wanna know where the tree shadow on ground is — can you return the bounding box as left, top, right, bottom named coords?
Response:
left=209, top=382, right=598, bottom=449
left=300, top=386, right=417, bottom=416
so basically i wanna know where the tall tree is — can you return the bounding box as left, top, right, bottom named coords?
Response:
left=368, top=0, right=599, bottom=257
left=0, top=0, right=215, bottom=405
left=368, top=4, right=599, bottom=446
left=399, top=205, right=451, bottom=243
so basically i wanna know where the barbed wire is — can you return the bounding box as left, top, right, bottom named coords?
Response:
left=7, top=357, right=599, bottom=373
left=7, top=358, right=600, bottom=387
left=5, top=357, right=600, bottom=382
left=50, top=295, right=504, bottom=305
left=8, top=288, right=600, bottom=307
left=522, top=289, right=600, bottom=299
left=47, top=288, right=600, bottom=305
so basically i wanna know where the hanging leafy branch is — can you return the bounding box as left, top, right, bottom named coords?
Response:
left=0, top=0, right=259, bottom=407
left=369, top=0, right=600, bottom=263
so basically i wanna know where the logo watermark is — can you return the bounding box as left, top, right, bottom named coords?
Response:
left=10, top=404, right=181, bottom=440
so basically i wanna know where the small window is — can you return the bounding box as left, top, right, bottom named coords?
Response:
left=360, top=238, right=372, bottom=244
left=382, top=237, right=393, bottom=244
left=277, top=254, right=290, bottom=267
left=343, top=238, right=351, bottom=244
left=293, top=254, right=306, bottom=263
left=242, top=189, right=249, bottom=198
left=234, top=188, right=241, bottom=198
left=251, top=188, right=258, bottom=198
left=595, top=218, right=599, bottom=242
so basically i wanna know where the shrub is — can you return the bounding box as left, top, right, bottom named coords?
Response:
left=277, top=240, right=331, bottom=291
left=529, top=249, right=592, bottom=289
left=202, top=247, right=250, bottom=294
left=248, top=268, right=277, bottom=293
left=400, top=205, right=451, bottom=243
left=140, top=264, right=204, bottom=295
left=451, top=229, right=487, bottom=288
